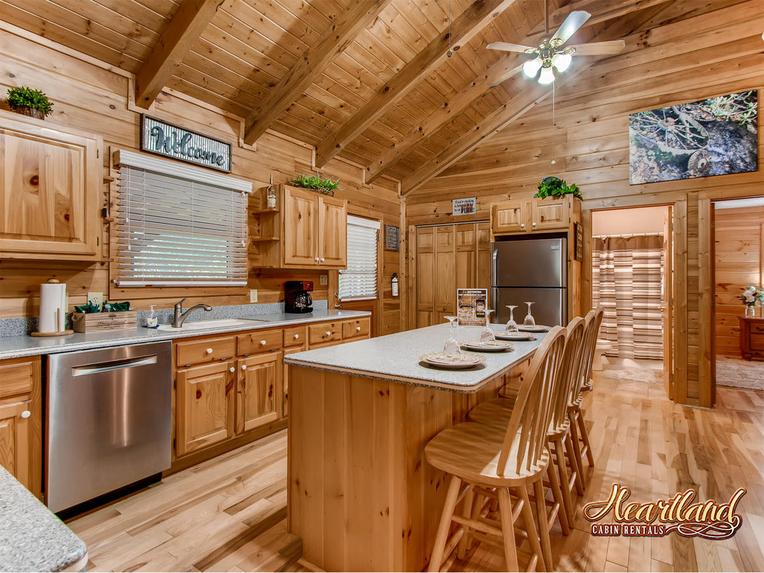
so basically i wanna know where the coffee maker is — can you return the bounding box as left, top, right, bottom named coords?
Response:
left=285, top=281, right=313, bottom=313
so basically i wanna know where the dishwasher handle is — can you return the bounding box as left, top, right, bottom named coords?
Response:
left=71, top=355, right=159, bottom=377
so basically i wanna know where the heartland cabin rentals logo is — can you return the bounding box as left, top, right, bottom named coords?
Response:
left=583, top=484, right=746, bottom=540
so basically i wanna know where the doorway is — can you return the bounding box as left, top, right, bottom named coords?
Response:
left=590, top=206, right=673, bottom=396
left=712, top=197, right=764, bottom=390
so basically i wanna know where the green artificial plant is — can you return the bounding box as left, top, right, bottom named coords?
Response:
left=288, top=174, right=339, bottom=195
left=534, top=176, right=582, bottom=200
left=6, top=86, right=54, bottom=118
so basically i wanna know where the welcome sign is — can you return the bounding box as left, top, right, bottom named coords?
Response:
left=141, top=116, right=232, bottom=172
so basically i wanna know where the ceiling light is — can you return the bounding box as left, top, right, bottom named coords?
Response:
left=523, top=56, right=542, bottom=78
left=538, top=66, right=555, bottom=85
left=552, top=52, right=572, bottom=73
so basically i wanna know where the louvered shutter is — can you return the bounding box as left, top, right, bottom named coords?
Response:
left=114, top=150, right=251, bottom=287
left=339, top=215, right=380, bottom=300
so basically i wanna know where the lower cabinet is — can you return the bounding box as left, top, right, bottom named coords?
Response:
left=0, top=399, right=32, bottom=487
left=236, top=352, right=282, bottom=433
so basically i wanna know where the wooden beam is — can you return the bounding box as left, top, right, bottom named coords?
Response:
left=314, top=0, right=518, bottom=168
left=242, top=0, right=394, bottom=146
left=135, top=0, right=223, bottom=109
left=529, top=0, right=673, bottom=37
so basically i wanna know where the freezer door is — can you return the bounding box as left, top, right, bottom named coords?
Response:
left=492, top=237, right=567, bottom=288
left=492, top=287, right=567, bottom=327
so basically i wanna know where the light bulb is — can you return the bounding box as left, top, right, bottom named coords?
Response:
left=552, top=52, right=572, bottom=73
left=523, top=57, right=542, bottom=78
left=538, top=66, right=555, bottom=85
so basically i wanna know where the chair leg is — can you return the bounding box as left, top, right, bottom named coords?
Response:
left=577, top=406, right=595, bottom=467
left=552, top=436, right=574, bottom=531
left=428, top=475, right=462, bottom=572
left=496, top=487, right=520, bottom=572
left=457, top=486, right=475, bottom=559
left=568, top=408, right=587, bottom=489
left=566, top=430, right=584, bottom=496
left=516, top=483, right=546, bottom=571
left=532, top=478, right=553, bottom=571
left=545, top=452, right=570, bottom=535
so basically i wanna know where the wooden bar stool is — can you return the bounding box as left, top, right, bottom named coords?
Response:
left=424, top=327, right=567, bottom=572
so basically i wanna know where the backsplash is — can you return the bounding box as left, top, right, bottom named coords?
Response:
left=0, top=300, right=329, bottom=337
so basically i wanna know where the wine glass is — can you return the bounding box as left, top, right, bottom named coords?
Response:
left=442, top=316, right=462, bottom=358
left=523, top=302, right=536, bottom=327
left=480, top=309, right=496, bottom=344
left=505, top=305, right=518, bottom=333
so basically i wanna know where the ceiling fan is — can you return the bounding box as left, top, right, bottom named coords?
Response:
left=486, top=10, right=625, bottom=85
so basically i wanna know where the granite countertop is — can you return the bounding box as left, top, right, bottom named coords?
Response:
left=0, top=467, right=87, bottom=572
left=285, top=323, right=546, bottom=392
left=0, top=309, right=370, bottom=361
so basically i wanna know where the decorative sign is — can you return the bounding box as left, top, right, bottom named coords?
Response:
left=385, top=224, right=400, bottom=251
left=452, top=197, right=477, bottom=216
left=141, top=116, right=232, bottom=172
left=574, top=222, right=583, bottom=261
left=457, top=288, right=488, bottom=326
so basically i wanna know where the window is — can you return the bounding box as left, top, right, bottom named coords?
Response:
left=339, top=215, right=380, bottom=301
left=114, top=150, right=251, bottom=287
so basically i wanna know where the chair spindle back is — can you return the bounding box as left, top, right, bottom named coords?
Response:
left=550, top=317, right=585, bottom=432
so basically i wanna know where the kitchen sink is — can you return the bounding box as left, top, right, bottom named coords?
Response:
left=157, top=318, right=267, bottom=331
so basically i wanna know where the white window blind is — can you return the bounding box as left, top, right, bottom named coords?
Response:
left=114, top=150, right=251, bottom=287
left=339, top=215, right=380, bottom=301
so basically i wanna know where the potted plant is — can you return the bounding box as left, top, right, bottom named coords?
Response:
left=288, top=174, right=339, bottom=196
left=740, top=285, right=760, bottom=317
left=6, top=86, right=54, bottom=120
left=534, top=176, right=582, bottom=200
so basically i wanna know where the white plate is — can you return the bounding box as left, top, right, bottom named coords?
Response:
left=420, top=352, right=485, bottom=369
left=495, top=332, right=537, bottom=342
left=518, top=325, right=551, bottom=333
left=460, top=341, right=514, bottom=352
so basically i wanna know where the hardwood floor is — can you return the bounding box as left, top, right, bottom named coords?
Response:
left=69, top=363, right=764, bottom=572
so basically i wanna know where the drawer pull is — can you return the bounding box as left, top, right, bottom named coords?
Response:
left=320, top=257, right=326, bottom=263
left=229, top=366, right=235, bottom=373
left=356, top=326, right=361, bottom=332
left=241, top=364, right=248, bottom=371
left=205, top=347, right=213, bottom=355
left=259, top=339, right=267, bottom=346
left=20, top=410, right=31, bottom=419
left=325, top=330, right=332, bottom=337
left=293, top=333, right=300, bottom=340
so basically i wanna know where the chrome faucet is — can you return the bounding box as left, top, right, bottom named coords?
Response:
left=173, top=298, right=212, bottom=328
left=334, top=292, right=342, bottom=310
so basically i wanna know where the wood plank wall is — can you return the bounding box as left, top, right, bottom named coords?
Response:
left=406, top=3, right=764, bottom=406
left=714, top=206, right=764, bottom=357
left=0, top=26, right=403, bottom=334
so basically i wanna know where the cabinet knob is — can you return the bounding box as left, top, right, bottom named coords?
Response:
left=229, top=366, right=235, bottom=373
left=20, top=410, right=31, bottom=419
left=293, top=333, right=300, bottom=340
left=356, top=326, right=361, bottom=332
left=325, top=330, right=332, bottom=337
left=241, top=364, right=248, bottom=371
left=259, top=339, right=267, bottom=346
left=205, top=347, right=213, bottom=355
left=320, top=257, right=326, bottom=263
left=314, top=256, right=319, bottom=262
left=532, top=222, right=537, bottom=227
left=520, top=223, right=525, bottom=228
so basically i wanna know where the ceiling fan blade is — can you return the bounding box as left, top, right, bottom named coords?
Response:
left=552, top=10, right=591, bottom=44
left=486, top=41, right=535, bottom=53
left=488, top=62, right=524, bottom=88
left=569, top=40, right=626, bottom=56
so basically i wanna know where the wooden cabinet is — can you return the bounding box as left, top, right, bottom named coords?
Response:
left=0, top=111, right=101, bottom=260
left=342, top=317, right=370, bottom=340
left=738, top=316, right=764, bottom=361
left=176, top=335, right=236, bottom=368
left=318, top=195, right=347, bottom=266
left=236, top=352, right=282, bottom=433
left=308, top=321, right=342, bottom=346
left=531, top=197, right=569, bottom=231
left=492, top=200, right=528, bottom=234
left=283, top=186, right=319, bottom=267
left=0, top=357, right=40, bottom=497
left=491, top=196, right=579, bottom=236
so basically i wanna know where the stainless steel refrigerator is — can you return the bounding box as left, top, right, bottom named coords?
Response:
left=491, top=236, right=567, bottom=327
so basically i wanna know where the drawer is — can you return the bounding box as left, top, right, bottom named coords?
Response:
left=342, top=317, right=370, bottom=340
left=0, top=359, right=35, bottom=400
left=308, top=322, right=341, bottom=346
left=283, top=326, right=307, bottom=348
left=751, top=323, right=764, bottom=334
left=176, top=336, right=236, bottom=367
left=750, top=333, right=764, bottom=350
left=237, top=329, right=283, bottom=355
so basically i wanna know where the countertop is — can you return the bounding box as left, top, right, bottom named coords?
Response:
left=0, top=467, right=87, bottom=572
left=285, top=323, right=546, bottom=392
left=0, top=309, right=370, bottom=360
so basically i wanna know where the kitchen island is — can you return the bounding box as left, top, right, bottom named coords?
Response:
left=284, top=323, right=544, bottom=572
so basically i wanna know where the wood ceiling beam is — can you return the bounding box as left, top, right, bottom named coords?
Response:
left=528, top=0, right=672, bottom=37
left=242, top=0, right=394, bottom=146
left=314, top=0, right=518, bottom=169
left=135, top=0, right=223, bottom=109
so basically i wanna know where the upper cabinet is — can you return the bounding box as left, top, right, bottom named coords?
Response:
left=252, top=184, right=348, bottom=269
left=491, top=196, right=579, bottom=236
left=0, top=112, right=102, bottom=260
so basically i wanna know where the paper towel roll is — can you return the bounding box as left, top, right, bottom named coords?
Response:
left=39, top=280, right=67, bottom=333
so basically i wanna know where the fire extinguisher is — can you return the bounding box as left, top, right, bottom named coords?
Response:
left=391, top=273, right=399, bottom=297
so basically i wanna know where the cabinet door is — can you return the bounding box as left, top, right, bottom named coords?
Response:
left=0, top=113, right=100, bottom=259
left=416, top=227, right=435, bottom=327
left=236, top=352, right=282, bottom=433
left=455, top=224, right=476, bottom=290
left=435, top=226, right=455, bottom=315
left=318, top=196, right=347, bottom=267
left=531, top=198, right=569, bottom=231
left=477, top=223, right=492, bottom=299
left=492, top=201, right=528, bottom=234
left=282, top=187, right=319, bottom=266
left=176, top=361, right=234, bottom=456
left=0, top=400, right=31, bottom=489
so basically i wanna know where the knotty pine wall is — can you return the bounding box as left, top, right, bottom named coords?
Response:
left=406, top=2, right=764, bottom=406
left=0, top=26, right=403, bottom=334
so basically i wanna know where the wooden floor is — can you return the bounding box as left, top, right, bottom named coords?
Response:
left=69, top=362, right=764, bottom=572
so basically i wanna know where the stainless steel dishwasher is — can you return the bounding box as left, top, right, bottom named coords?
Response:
left=46, top=341, right=172, bottom=513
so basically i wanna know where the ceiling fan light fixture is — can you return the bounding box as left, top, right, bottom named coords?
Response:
left=523, top=56, right=543, bottom=78
left=552, top=52, right=572, bottom=73
left=538, top=66, right=555, bottom=85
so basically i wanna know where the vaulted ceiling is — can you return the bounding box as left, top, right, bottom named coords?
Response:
left=0, top=0, right=753, bottom=192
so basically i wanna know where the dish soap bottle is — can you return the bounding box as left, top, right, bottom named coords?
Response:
left=145, top=305, right=159, bottom=328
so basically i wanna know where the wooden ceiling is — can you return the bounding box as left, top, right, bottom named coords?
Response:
left=0, top=0, right=753, bottom=191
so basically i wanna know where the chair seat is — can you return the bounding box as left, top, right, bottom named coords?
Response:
left=467, top=397, right=516, bottom=431
left=424, top=421, right=549, bottom=487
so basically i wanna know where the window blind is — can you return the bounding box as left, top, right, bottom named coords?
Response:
left=339, top=215, right=380, bottom=301
left=114, top=150, right=251, bottom=287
